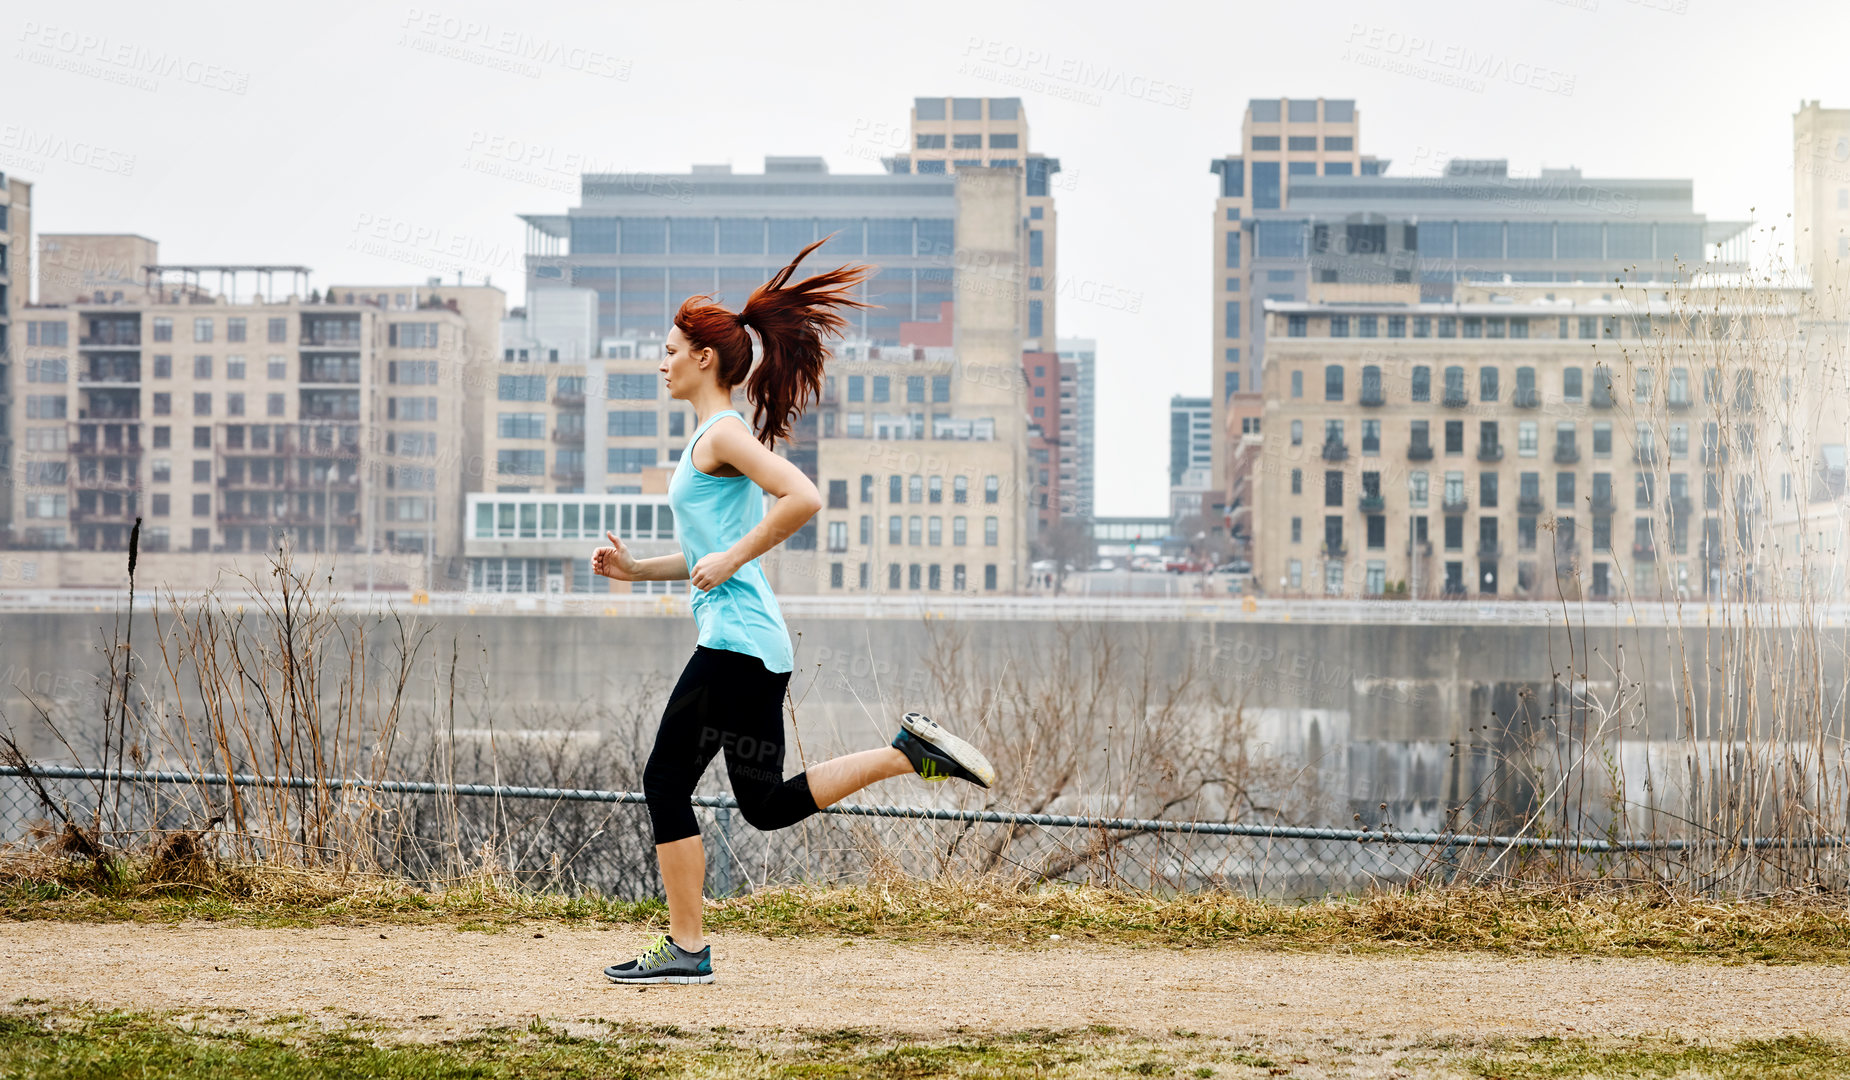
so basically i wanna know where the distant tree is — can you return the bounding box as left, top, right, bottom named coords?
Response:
left=1031, top=517, right=1097, bottom=595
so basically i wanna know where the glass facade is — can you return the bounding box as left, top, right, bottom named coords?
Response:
left=560, top=215, right=956, bottom=343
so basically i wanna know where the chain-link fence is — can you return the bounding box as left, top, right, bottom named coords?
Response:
left=11, top=764, right=1844, bottom=899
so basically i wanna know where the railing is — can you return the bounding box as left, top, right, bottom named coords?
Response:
left=1321, top=441, right=1348, bottom=462
left=1633, top=542, right=1658, bottom=562
left=1477, top=445, right=1503, bottom=462
left=1359, top=388, right=1384, bottom=407
left=1441, top=390, right=1468, bottom=408
left=15, top=763, right=1842, bottom=900
left=15, top=590, right=1850, bottom=627
left=1635, top=446, right=1658, bottom=465
left=552, top=391, right=586, bottom=408
left=1590, top=496, right=1616, bottom=514
left=1320, top=541, right=1348, bottom=559
left=1407, top=443, right=1434, bottom=460
left=1442, top=498, right=1469, bottom=514
left=1517, top=495, right=1544, bottom=514
left=552, top=428, right=585, bottom=444
left=1477, top=541, right=1502, bottom=558
left=1512, top=389, right=1540, bottom=409
left=1358, top=495, right=1385, bottom=513
left=1554, top=445, right=1580, bottom=464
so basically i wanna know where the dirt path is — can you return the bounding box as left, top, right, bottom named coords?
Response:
left=1, top=921, right=1844, bottom=1040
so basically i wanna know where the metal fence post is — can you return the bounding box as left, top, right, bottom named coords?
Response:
left=712, top=805, right=735, bottom=896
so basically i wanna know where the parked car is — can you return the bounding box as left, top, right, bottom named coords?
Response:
left=1214, top=559, right=1252, bottom=575
left=1090, top=558, right=1118, bottom=572
left=1130, top=556, right=1162, bottom=572
left=1164, top=558, right=1209, bottom=574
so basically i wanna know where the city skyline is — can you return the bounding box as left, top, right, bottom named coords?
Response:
left=4, top=0, right=1842, bottom=517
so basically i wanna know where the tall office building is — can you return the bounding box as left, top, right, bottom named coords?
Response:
left=1208, top=100, right=1749, bottom=493
left=1055, top=337, right=1096, bottom=521
left=1208, top=96, right=1373, bottom=469
left=1794, top=100, right=1850, bottom=298
left=504, top=161, right=1030, bottom=595
left=0, top=173, right=30, bottom=539
left=895, top=96, right=1060, bottom=350
left=1169, top=395, right=1214, bottom=524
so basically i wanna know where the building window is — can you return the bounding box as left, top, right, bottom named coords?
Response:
left=888, top=516, right=902, bottom=544
left=1411, top=366, right=1430, bottom=402
left=984, top=516, right=999, bottom=546
left=193, top=318, right=214, bottom=343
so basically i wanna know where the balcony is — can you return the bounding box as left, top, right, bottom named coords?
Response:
left=76, top=405, right=140, bottom=421
left=1477, top=444, right=1504, bottom=462
left=1407, top=442, right=1434, bottom=461
left=1442, top=497, right=1470, bottom=514
left=1634, top=446, right=1658, bottom=465
left=1517, top=495, right=1544, bottom=514
left=1668, top=494, right=1694, bottom=515
left=79, top=326, right=141, bottom=348
left=78, top=361, right=142, bottom=384
left=69, top=506, right=140, bottom=524
left=1477, top=540, right=1502, bottom=558
left=552, top=427, right=585, bottom=444
left=1360, top=388, right=1384, bottom=407
left=1590, top=494, right=1616, bottom=514
left=1633, top=541, right=1658, bottom=562
left=1359, top=494, right=1385, bottom=513
left=300, top=358, right=362, bottom=384
left=1320, top=541, right=1349, bottom=559
left=71, top=438, right=143, bottom=457
left=552, top=388, right=586, bottom=408
left=1554, top=444, right=1580, bottom=464
left=1321, top=441, right=1348, bottom=462
left=1512, top=389, right=1541, bottom=409
left=551, top=466, right=586, bottom=482
left=1406, top=539, right=1433, bottom=557
left=1442, top=389, right=1468, bottom=408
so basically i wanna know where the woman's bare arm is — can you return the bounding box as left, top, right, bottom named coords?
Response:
left=688, top=416, right=821, bottom=591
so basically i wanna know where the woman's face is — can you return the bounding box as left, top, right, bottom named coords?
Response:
left=661, top=326, right=713, bottom=401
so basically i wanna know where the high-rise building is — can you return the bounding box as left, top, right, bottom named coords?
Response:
left=895, top=97, right=1060, bottom=350
left=1208, top=97, right=1372, bottom=444
left=1169, top=395, right=1213, bottom=524
left=505, top=162, right=1030, bottom=595
left=1212, top=112, right=1749, bottom=546
left=1055, top=337, right=1096, bottom=521
left=1794, top=100, right=1850, bottom=297
left=0, top=173, right=31, bottom=539
left=7, top=239, right=502, bottom=589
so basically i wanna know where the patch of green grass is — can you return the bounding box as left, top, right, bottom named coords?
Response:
left=1465, top=1034, right=1848, bottom=1079
left=1, top=1010, right=1845, bottom=1080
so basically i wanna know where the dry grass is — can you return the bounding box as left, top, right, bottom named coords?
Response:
left=6, top=855, right=1850, bottom=963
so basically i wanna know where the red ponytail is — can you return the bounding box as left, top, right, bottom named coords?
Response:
left=673, top=237, right=872, bottom=447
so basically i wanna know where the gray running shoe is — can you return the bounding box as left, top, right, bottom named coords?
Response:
left=892, top=712, right=997, bottom=788
left=603, top=934, right=714, bottom=985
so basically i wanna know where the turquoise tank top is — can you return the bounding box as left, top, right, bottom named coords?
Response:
left=667, top=409, right=794, bottom=673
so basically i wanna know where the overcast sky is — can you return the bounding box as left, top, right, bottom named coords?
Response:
left=6, top=0, right=1843, bottom=516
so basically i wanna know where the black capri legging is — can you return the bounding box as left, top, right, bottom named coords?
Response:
left=642, top=646, right=820, bottom=845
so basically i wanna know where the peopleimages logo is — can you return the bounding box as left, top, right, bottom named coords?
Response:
left=15, top=21, right=252, bottom=94
left=1342, top=24, right=1577, bottom=97
left=0, top=123, right=135, bottom=176
left=959, top=37, right=1194, bottom=110
left=398, top=8, right=630, bottom=80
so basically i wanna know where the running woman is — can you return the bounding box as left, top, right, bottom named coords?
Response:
left=593, top=239, right=997, bottom=985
